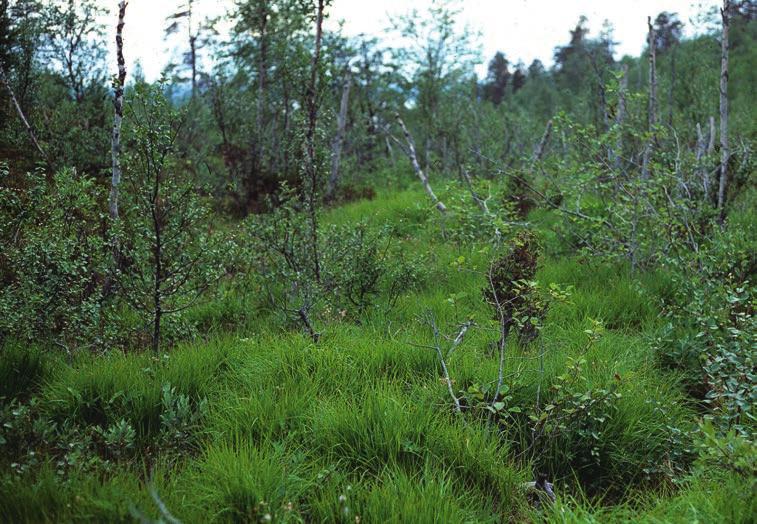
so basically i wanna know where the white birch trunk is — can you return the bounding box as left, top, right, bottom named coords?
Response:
left=395, top=113, right=446, bottom=213
left=717, top=0, right=731, bottom=220
left=532, top=119, right=553, bottom=167
left=110, top=1, right=128, bottom=221
left=641, top=16, right=657, bottom=180
left=326, top=69, right=351, bottom=200
left=707, top=115, right=716, bottom=155
left=696, top=122, right=710, bottom=198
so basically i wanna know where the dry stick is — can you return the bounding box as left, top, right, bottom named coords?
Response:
left=430, top=316, right=471, bottom=415
left=487, top=268, right=512, bottom=409
left=461, top=167, right=490, bottom=214
left=641, top=16, right=657, bottom=180
left=696, top=122, right=710, bottom=199
left=446, top=319, right=475, bottom=359
left=413, top=314, right=474, bottom=415
left=110, top=1, right=128, bottom=221
left=531, top=119, right=553, bottom=168
left=298, top=306, right=320, bottom=343
left=707, top=115, right=716, bottom=155
left=326, top=68, right=352, bottom=200
left=717, top=0, right=731, bottom=222
left=0, top=65, right=49, bottom=165
left=395, top=113, right=447, bottom=213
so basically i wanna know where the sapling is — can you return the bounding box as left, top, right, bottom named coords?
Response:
left=119, top=83, right=224, bottom=352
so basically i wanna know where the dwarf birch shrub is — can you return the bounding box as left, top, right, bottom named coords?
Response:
left=0, top=168, right=112, bottom=349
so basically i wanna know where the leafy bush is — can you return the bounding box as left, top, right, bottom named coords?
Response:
left=0, top=168, right=111, bottom=349
left=441, top=182, right=510, bottom=245
left=321, top=221, right=425, bottom=316
left=251, top=190, right=424, bottom=333
left=159, top=384, right=207, bottom=451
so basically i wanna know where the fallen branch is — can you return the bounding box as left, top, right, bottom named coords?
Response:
left=411, top=313, right=474, bottom=414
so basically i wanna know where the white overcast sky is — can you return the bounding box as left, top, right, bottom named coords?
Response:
left=109, top=0, right=722, bottom=80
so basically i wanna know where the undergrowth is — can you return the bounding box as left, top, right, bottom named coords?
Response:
left=0, top=189, right=753, bottom=523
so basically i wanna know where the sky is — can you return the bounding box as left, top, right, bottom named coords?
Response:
left=109, top=0, right=722, bottom=80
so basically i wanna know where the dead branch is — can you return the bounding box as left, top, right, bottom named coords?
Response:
left=326, top=68, right=352, bottom=200
left=0, top=66, right=49, bottom=164
left=395, top=113, right=447, bottom=213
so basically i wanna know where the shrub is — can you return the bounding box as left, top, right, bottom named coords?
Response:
left=251, top=194, right=424, bottom=335
left=322, top=221, right=425, bottom=316
left=0, top=168, right=111, bottom=349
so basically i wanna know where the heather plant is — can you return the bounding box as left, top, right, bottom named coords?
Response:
left=484, top=230, right=548, bottom=344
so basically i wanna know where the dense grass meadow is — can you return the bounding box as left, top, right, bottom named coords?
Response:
left=1, top=188, right=754, bottom=523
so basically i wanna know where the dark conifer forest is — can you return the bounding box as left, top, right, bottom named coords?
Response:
left=0, top=0, right=755, bottom=521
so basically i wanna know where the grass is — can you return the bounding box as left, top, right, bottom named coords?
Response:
left=0, top=188, right=752, bottom=523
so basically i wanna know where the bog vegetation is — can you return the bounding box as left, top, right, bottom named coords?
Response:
left=0, top=0, right=755, bottom=522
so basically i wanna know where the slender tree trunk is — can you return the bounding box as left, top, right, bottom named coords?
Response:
left=304, top=0, right=325, bottom=282
left=0, top=65, right=49, bottom=164
left=462, top=168, right=489, bottom=214
left=667, top=44, right=676, bottom=127
left=190, top=36, right=197, bottom=97
left=717, top=0, right=731, bottom=222
left=641, top=16, right=657, bottom=179
left=384, top=134, right=395, bottom=165
left=256, top=2, right=268, bottom=166
left=696, top=122, right=710, bottom=198
left=326, top=69, right=351, bottom=200
left=613, top=64, right=628, bottom=172
left=151, top=179, right=163, bottom=353
left=532, top=119, right=553, bottom=167
left=188, top=0, right=197, bottom=97
left=283, top=85, right=291, bottom=174
left=110, top=0, right=128, bottom=222
left=395, top=113, right=446, bottom=213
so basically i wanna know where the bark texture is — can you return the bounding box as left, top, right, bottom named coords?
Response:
left=717, top=0, right=731, bottom=221
left=110, top=0, right=128, bottom=222
left=303, top=0, right=326, bottom=281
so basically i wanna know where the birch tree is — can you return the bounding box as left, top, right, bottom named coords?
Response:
left=109, top=0, right=127, bottom=222
left=612, top=63, right=628, bottom=172
left=326, top=68, right=352, bottom=200
left=303, top=0, right=328, bottom=282
left=717, top=0, right=731, bottom=221
left=641, top=16, right=658, bottom=180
